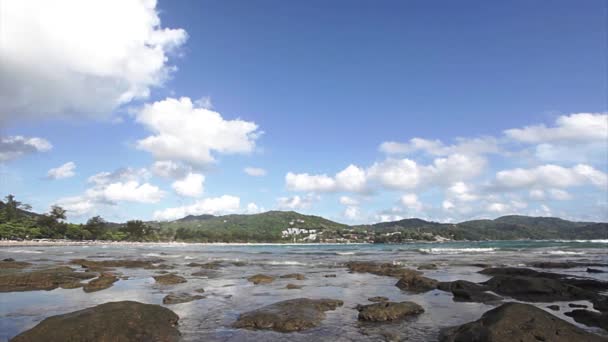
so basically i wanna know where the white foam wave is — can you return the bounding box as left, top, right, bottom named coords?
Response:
left=336, top=252, right=355, bottom=255
left=5, top=249, right=43, bottom=254
left=536, top=250, right=586, bottom=255
left=418, top=247, right=497, bottom=255
left=264, top=260, right=306, bottom=265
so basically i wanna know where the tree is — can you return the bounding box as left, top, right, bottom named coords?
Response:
left=123, top=220, right=147, bottom=240
left=85, top=216, right=106, bottom=240
left=49, top=205, right=67, bottom=221
left=2, top=194, right=32, bottom=221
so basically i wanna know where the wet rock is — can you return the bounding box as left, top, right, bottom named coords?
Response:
left=395, top=274, right=438, bottom=293
left=588, top=268, right=605, bottom=273
left=357, top=301, right=424, bottom=322
left=569, top=303, right=588, bottom=309
left=324, top=274, right=337, bottom=278
left=10, top=301, right=180, bottom=342
left=439, top=302, right=606, bottom=342
left=480, top=267, right=608, bottom=292
left=162, top=293, right=205, bottom=305
left=233, top=298, right=343, bottom=332
left=247, top=274, right=275, bottom=285
left=529, top=262, right=608, bottom=269
left=154, top=274, right=187, bottom=285
left=417, top=263, right=437, bottom=270
left=286, top=283, right=303, bottom=289
left=565, top=309, right=608, bottom=331
left=368, top=296, right=389, bottom=302
left=0, top=259, right=31, bottom=269
left=71, top=258, right=163, bottom=271
left=231, top=261, right=247, bottom=267
left=438, top=280, right=501, bottom=303
left=83, top=272, right=118, bottom=293
left=195, top=288, right=205, bottom=293
left=191, top=269, right=220, bottom=278
left=0, top=266, right=95, bottom=292
left=593, top=297, right=608, bottom=313
left=280, top=273, right=306, bottom=280
left=346, top=261, right=422, bottom=278
left=482, top=275, right=593, bottom=302
left=547, top=305, right=560, bottom=311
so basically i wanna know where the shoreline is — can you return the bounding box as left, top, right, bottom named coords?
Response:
left=0, top=239, right=374, bottom=248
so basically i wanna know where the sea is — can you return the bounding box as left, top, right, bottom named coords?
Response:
left=1, top=240, right=607, bottom=341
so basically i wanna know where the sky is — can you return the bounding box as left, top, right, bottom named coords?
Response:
left=0, top=0, right=606, bottom=224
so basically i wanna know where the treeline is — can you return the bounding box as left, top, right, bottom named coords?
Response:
left=0, top=195, right=161, bottom=241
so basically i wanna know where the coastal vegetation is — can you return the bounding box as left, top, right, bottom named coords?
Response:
left=0, top=194, right=606, bottom=243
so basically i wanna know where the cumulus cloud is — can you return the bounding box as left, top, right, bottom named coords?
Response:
left=343, top=206, right=361, bottom=220
left=400, top=193, right=423, bottom=211
left=380, top=136, right=500, bottom=156
left=286, top=165, right=367, bottom=193
left=276, top=194, right=318, bottom=210
left=172, top=172, right=204, bottom=197
left=47, top=162, right=76, bottom=179
left=136, top=97, right=261, bottom=166
left=339, top=196, right=359, bottom=206
left=0, top=136, right=52, bottom=162
left=0, top=0, right=187, bottom=122
left=244, top=167, right=267, bottom=177
left=151, top=160, right=191, bottom=179
left=505, top=113, right=608, bottom=144
left=153, top=195, right=241, bottom=221
left=495, top=164, right=607, bottom=189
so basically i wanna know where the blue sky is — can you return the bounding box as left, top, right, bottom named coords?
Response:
left=0, top=0, right=606, bottom=223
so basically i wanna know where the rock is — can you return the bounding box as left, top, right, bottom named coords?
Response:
left=195, top=288, right=205, bottom=293
left=438, top=280, right=501, bottom=303
left=10, top=301, right=180, bottom=342
left=346, top=261, right=422, bottom=278
left=233, top=298, right=343, bottom=332
left=483, top=275, right=592, bottom=302
left=0, top=266, right=95, bottom=292
left=417, top=263, right=437, bottom=270
left=569, top=303, right=588, bottom=308
left=565, top=309, right=608, bottom=331
left=231, top=261, right=248, bottom=267
left=0, top=259, right=31, bottom=269
left=588, top=268, right=605, bottom=273
left=191, top=269, right=220, bottom=278
left=162, top=293, right=205, bottom=305
left=286, top=283, right=303, bottom=289
left=280, top=273, right=306, bottom=280
left=547, top=305, right=560, bottom=311
left=530, top=262, right=608, bottom=269
left=324, top=274, right=337, bottom=278
left=71, top=258, right=162, bottom=271
left=593, top=297, right=608, bottom=313
left=368, top=296, right=389, bottom=302
left=480, top=267, right=608, bottom=292
left=357, top=301, right=424, bottom=322
left=439, top=302, right=606, bottom=342
left=395, top=274, right=438, bottom=293
left=83, top=272, right=118, bottom=293
left=247, top=274, right=275, bottom=285
left=154, top=274, right=187, bottom=285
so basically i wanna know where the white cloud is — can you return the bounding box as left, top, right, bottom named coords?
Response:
left=171, top=172, right=204, bottom=197
left=548, top=189, right=571, bottom=201
left=276, top=194, right=318, bottom=210
left=285, top=173, right=337, bottom=192
left=442, top=200, right=455, bottom=210
left=153, top=195, right=241, bottom=221
left=495, top=164, right=607, bottom=189
left=55, top=196, right=96, bottom=217
left=335, top=165, right=367, bottom=192
left=505, top=113, right=608, bottom=144
left=151, top=160, right=190, bottom=179
left=343, top=206, right=361, bottom=220
left=339, top=196, right=359, bottom=206
left=244, top=167, right=267, bottom=177
left=246, top=202, right=262, bottom=214
left=379, top=137, right=499, bottom=156
left=0, top=136, right=52, bottom=162
left=368, top=159, right=421, bottom=190
left=47, top=161, right=76, bottom=179
left=446, top=182, right=478, bottom=202
left=93, top=181, right=164, bottom=203
left=400, top=193, right=423, bottom=211
left=136, top=97, right=261, bottom=166
left=487, top=202, right=509, bottom=214
left=88, top=167, right=150, bottom=185
left=0, top=0, right=187, bottom=122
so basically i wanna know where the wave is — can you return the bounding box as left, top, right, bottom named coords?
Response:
left=553, top=239, right=608, bottom=244
left=263, top=260, right=307, bottom=266
left=5, top=249, right=44, bottom=254
left=417, top=247, right=497, bottom=255
left=535, top=250, right=586, bottom=255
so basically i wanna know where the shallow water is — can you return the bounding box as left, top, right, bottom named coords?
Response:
left=1, top=240, right=607, bottom=341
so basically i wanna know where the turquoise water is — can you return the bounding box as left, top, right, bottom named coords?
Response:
left=1, top=240, right=607, bottom=341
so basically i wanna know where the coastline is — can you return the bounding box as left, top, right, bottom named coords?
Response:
left=0, top=239, right=374, bottom=248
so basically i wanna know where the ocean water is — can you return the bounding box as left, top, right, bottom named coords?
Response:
left=0, top=240, right=607, bottom=341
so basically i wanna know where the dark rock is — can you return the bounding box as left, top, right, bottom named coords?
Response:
left=247, top=274, right=274, bottom=285
left=547, top=305, right=560, bottom=311
left=324, top=274, right=337, bottom=278
left=569, top=303, right=588, bottom=309
left=0, top=266, right=95, bottom=292
left=83, top=272, right=118, bottom=292
left=10, top=301, right=180, bottom=342
left=417, top=263, right=437, bottom=270
left=530, top=262, right=608, bottom=269
left=593, top=297, right=608, bottom=313
left=565, top=309, right=608, bottom=331
left=286, top=283, right=303, bottom=289
left=191, top=269, right=220, bottom=278
left=480, top=267, right=608, bottom=292
left=162, top=293, right=205, bottom=305
left=280, top=273, right=306, bottom=280
left=439, top=302, right=606, bottom=342
left=153, top=274, right=187, bottom=285
left=0, top=259, right=31, bottom=269
left=233, top=298, right=343, bottom=332
left=195, top=288, right=205, bottom=293
left=588, top=268, right=605, bottom=273
left=346, top=261, right=422, bottom=278
left=395, top=274, right=438, bottom=293
left=438, top=280, right=501, bottom=303
left=357, top=301, right=424, bottom=322
left=368, top=296, right=389, bottom=302
left=483, top=275, right=593, bottom=302
left=71, top=258, right=163, bottom=271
